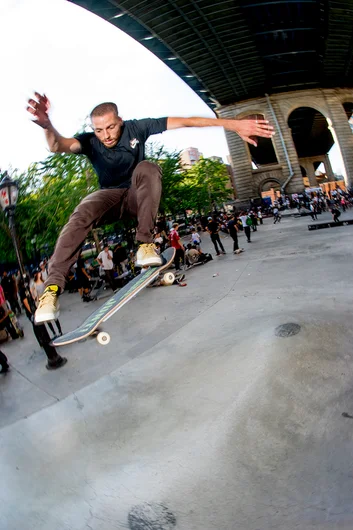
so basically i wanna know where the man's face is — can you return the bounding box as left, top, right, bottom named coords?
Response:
left=92, top=112, right=122, bottom=148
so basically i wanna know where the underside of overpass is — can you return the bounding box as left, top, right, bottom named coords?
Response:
left=69, top=0, right=353, bottom=198
left=69, top=0, right=353, bottom=108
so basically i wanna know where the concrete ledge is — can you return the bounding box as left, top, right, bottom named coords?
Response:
left=308, top=219, right=353, bottom=230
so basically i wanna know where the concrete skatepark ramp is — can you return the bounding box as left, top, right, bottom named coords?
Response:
left=2, top=213, right=353, bottom=529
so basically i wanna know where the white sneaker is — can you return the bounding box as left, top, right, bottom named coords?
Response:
left=35, top=286, right=60, bottom=323
left=135, top=243, right=163, bottom=267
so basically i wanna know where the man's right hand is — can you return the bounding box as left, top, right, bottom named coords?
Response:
left=27, top=92, right=51, bottom=129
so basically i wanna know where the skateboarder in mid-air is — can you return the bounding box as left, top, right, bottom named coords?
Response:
left=27, top=92, right=274, bottom=323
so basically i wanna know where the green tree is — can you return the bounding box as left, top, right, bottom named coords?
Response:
left=0, top=154, right=98, bottom=264
left=146, top=144, right=187, bottom=216
left=184, top=157, right=233, bottom=215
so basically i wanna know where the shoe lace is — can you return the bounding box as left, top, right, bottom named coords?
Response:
left=38, top=290, right=57, bottom=309
left=141, top=243, right=156, bottom=255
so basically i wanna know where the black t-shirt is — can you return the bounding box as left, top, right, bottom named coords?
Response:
left=227, top=219, right=238, bottom=235
left=208, top=221, right=219, bottom=234
left=19, top=285, right=33, bottom=319
left=75, top=118, right=168, bottom=188
left=76, top=258, right=86, bottom=279
left=113, top=246, right=127, bottom=264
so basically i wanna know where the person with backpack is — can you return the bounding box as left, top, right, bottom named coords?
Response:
left=239, top=211, right=252, bottom=243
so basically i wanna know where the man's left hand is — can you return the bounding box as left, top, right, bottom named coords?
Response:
left=230, top=119, right=274, bottom=147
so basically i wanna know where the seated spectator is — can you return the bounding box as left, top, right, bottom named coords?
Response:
left=185, top=244, right=200, bottom=266
left=154, top=242, right=162, bottom=255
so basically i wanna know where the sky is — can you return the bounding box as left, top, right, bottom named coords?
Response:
left=0, top=0, right=346, bottom=176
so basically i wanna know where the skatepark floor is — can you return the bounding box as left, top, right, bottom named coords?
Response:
left=2, top=210, right=353, bottom=529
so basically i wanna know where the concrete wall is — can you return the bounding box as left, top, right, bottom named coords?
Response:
left=218, top=88, right=353, bottom=200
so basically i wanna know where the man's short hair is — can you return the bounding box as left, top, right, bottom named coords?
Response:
left=172, top=222, right=179, bottom=228
left=90, top=102, right=119, bottom=119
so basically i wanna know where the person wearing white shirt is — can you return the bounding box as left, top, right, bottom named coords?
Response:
left=239, top=212, right=251, bottom=243
left=97, top=244, right=116, bottom=291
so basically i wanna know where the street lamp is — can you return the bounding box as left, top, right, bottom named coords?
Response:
left=0, top=171, right=66, bottom=370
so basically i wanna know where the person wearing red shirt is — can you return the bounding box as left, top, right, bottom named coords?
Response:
left=169, top=223, right=185, bottom=270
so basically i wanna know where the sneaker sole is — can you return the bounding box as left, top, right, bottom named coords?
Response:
left=136, top=258, right=163, bottom=267
left=35, top=311, right=60, bottom=324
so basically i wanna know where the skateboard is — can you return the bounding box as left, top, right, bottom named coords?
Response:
left=51, top=247, right=176, bottom=347
left=6, top=301, right=24, bottom=338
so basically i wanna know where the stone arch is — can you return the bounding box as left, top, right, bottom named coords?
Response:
left=288, top=106, right=336, bottom=187
left=342, top=102, right=353, bottom=126
left=233, top=109, right=268, bottom=120
left=337, top=92, right=353, bottom=105
left=255, top=176, right=283, bottom=196
left=284, top=101, right=329, bottom=124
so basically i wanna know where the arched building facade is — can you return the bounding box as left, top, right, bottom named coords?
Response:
left=218, top=88, right=353, bottom=200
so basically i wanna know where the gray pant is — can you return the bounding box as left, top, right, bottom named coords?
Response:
left=46, top=161, right=162, bottom=291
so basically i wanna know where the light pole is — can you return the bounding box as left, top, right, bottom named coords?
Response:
left=0, top=171, right=67, bottom=370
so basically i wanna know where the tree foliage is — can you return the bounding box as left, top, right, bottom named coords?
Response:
left=185, top=157, right=233, bottom=215
left=147, top=145, right=233, bottom=217
left=0, top=145, right=233, bottom=265
left=0, top=154, right=98, bottom=264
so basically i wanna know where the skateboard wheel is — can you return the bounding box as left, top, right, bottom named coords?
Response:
left=96, top=331, right=111, bottom=345
left=162, top=272, right=175, bottom=285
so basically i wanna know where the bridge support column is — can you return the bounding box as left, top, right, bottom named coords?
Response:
left=325, top=92, right=353, bottom=188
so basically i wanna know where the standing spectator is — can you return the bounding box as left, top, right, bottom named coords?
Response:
left=113, top=242, right=129, bottom=273
left=250, top=211, right=258, bottom=232
left=190, top=228, right=201, bottom=250
left=207, top=216, right=226, bottom=256
left=39, top=261, right=48, bottom=282
left=18, top=279, right=67, bottom=369
left=227, top=215, right=244, bottom=254
left=167, top=217, right=173, bottom=233
left=75, top=253, right=93, bottom=301
left=169, top=223, right=185, bottom=271
left=273, top=206, right=281, bottom=224
left=239, top=211, right=252, bottom=243
left=32, top=271, right=62, bottom=336
left=1, top=271, right=21, bottom=315
left=97, top=244, right=116, bottom=291
left=310, top=203, right=318, bottom=220
left=258, top=208, right=263, bottom=225
left=331, top=206, right=341, bottom=223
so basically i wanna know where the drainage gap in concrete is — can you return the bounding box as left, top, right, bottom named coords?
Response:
left=275, top=323, right=301, bottom=338
left=128, top=502, right=176, bottom=530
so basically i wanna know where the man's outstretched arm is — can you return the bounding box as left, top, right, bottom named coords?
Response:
left=27, top=92, right=81, bottom=154
left=167, top=116, right=274, bottom=147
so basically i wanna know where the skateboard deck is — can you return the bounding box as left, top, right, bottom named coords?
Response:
left=51, top=247, right=175, bottom=347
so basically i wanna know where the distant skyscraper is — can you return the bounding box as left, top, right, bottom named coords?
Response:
left=180, top=147, right=201, bottom=168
